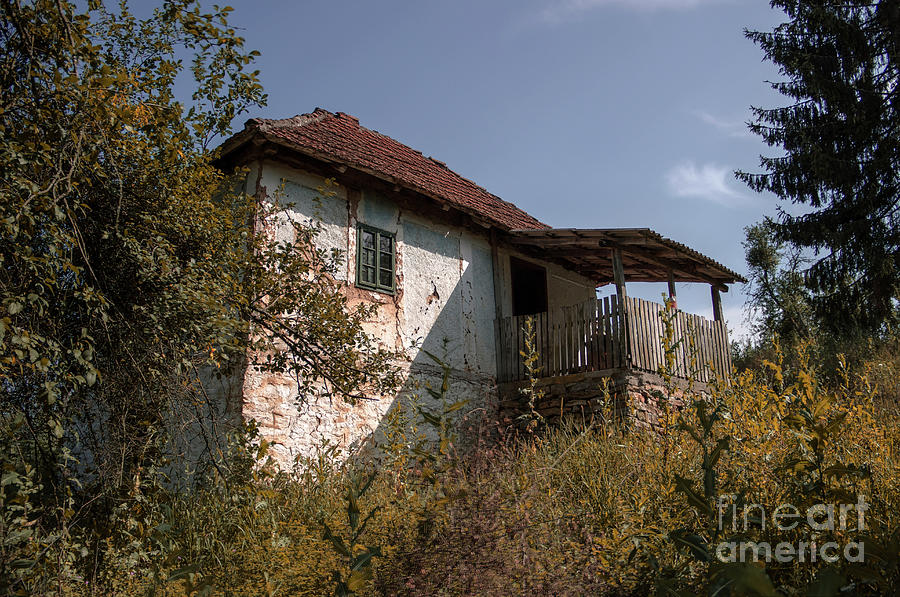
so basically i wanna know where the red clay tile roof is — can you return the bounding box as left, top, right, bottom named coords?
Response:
left=227, top=108, right=547, bottom=230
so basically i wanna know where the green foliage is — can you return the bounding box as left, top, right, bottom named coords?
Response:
left=6, top=341, right=891, bottom=595
left=638, top=344, right=898, bottom=595
left=0, top=1, right=400, bottom=591
left=322, top=471, right=382, bottom=597
left=1, top=414, right=83, bottom=595
left=737, top=1, right=900, bottom=336
left=417, top=348, right=469, bottom=460
left=742, top=222, right=815, bottom=348
left=736, top=226, right=898, bottom=385
left=1, top=0, right=399, bottom=470
left=2, top=0, right=266, bottom=498
left=517, top=316, right=546, bottom=432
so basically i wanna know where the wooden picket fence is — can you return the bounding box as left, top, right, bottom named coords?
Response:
left=496, top=296, right=731, bottom=384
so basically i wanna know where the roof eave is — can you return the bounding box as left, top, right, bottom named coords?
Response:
left=245, top=132, right=530, bottom=232
left=506, top=228, right=747, bottom=286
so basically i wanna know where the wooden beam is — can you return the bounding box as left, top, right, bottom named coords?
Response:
left=711, top=285, right=723, bottom=322
left=667, top=269, right=677, bottom=299
left=506, top=232, right=742, bottom=285
left=621, top=252, right=703, bottom=283
left=612, top=248, right=626, bottom=301
left=490, top=229, right=505, bottom=381
left=507, top=238, right=593, bottom=248
left=612, top=248, right=631, bottom=369
left=490, top=229, right=504, bottom=321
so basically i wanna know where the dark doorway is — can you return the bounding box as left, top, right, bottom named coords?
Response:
left=510, top=256, right=548, bottom=316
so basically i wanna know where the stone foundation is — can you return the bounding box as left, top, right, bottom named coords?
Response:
left=498, top=368, right=709, bottom=432
left=243, top=363, right=714, bottom=469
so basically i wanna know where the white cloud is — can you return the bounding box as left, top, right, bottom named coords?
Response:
left=665, top=161, right=745, bottom=206
left=693, top=110, right=752, bottom=139
left=538, top=0, right=718, bottom=24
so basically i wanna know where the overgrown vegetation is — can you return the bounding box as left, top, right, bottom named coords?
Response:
left=5, top=338, right=896, bottom=595
left=1, top=1, right=398, bottom=593
left=735, top=220, right=898, bottom=397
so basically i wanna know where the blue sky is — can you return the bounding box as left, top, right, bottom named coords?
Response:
left=199, top=0, right=789, bottom=340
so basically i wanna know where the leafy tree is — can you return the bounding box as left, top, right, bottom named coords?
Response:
left=737, top=1, right=899, bottom=336
left=742, top=221, right=815, bottom=347
left=0, top=1, right=399, bottom=586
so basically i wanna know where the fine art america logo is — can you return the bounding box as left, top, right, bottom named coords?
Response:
left=715, top=495, right=868, bottom=564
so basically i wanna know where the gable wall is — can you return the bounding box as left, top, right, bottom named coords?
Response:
left=251, top=160, right=499, bottom=373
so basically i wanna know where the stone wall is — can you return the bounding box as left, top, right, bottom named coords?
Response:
left=498, top=368, right=709, bottom=432
left=242, top=361, right=498, bottom=468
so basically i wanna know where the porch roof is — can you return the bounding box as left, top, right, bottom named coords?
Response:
left=504, top=228, right=746, bottom=287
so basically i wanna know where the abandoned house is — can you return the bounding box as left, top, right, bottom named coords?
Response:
left=216, top=108, right=746, bottom=466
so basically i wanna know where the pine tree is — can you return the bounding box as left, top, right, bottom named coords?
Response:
left=738, top=1, right=899, bottom=336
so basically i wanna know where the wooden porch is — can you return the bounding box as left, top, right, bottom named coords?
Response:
left=496, top=296, right=732, bottom=384
left=493, top=227, right=744, bottom=385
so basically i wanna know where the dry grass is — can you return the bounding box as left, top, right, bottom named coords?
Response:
left=11, top=343, right=900, bottom=596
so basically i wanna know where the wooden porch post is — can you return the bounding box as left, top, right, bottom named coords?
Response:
left=612, top=248, right=626, bottom=302
left=612, top=248, right=629, bottom=367
left=711, top=284, right=723, bottom=322
left=667, top=269, right=677, bottom=300
left=490, top=229, right=505, bottom=381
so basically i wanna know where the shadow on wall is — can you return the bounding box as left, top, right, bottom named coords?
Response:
left=338, top=207, right=500, bottom=464
left=147, top=179, right=503, bottom=477
left=70, top=359, right=246, bottom=491
left=203, top=181, right=502, bottom=470
left=352, top=276, right=501, bottom=468
left=171, top=272, right=497, bottom=476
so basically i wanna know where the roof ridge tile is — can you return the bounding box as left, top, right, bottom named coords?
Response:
left=234, top=109, right=548, bottom=230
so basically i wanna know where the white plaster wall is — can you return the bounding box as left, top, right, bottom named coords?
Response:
left=397, top=215, right=496, bottom=376
left=239, top=162, right=502, bottom=465
left=547, top=265, right=597, bottom=310
left=255, top=162, right=350, bottom=280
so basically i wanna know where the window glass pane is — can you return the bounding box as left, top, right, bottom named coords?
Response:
left=358, top=226, right=394, bottom=291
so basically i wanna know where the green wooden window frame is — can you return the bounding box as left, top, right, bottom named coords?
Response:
left=356, top=224, right=395, bottom=293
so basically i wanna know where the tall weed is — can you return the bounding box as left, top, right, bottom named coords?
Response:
left=11, top=342, right=899, bottom=595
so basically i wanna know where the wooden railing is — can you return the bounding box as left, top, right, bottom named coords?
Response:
left=496, top=296, right=732, bottom=384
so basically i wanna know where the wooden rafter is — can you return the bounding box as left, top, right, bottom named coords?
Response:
left=503, top=228, right=746, bottom=287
